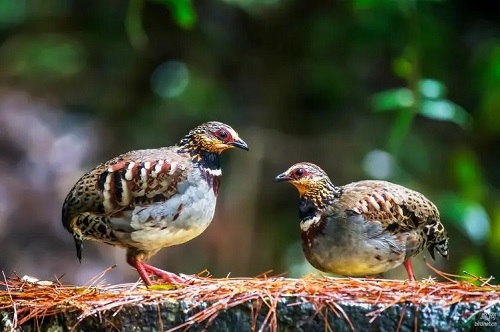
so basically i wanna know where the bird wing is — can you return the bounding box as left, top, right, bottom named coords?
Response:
left=339, top=180, right=440, bottom=233
left=62, top=147, right=191, bottom=229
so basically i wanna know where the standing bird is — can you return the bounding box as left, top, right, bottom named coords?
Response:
left=62, top=121, right=248, bottom=286
left=274, top=162, right=449, bottom=281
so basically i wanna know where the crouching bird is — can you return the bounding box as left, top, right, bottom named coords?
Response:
left=274, top=162, right=449, bottom=281
left=62, top=121, right=248, bottom=286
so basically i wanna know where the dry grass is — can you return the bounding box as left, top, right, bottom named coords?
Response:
left=0, top=265, right=498, bottom=331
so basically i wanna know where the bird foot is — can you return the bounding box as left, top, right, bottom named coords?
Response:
left=127, top=257, right=187, bottom=286
left=142, top=263, right=186, bottom=284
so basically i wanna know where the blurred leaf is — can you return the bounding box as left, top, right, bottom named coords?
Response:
left=480, top=43, right=500, bottom=88
left=459, top=256, right=488, bottom=284
left=418, top=78, right=446, bottom=99
left=126, top=0, right=148, bottom=49
left=151, top=0, right=197, bottom=29
left=477, top=43, right=500, bottom=135
left=393, top=56, right=413, bottom=79
left=0, top=34, right=86, bottom=80
left=0, top=0, right=25, bottom=28
left=439, top=150, right=490, bottom=245
left=420, top=100, right=472, bottom=129
left=488, top=207, right=500, bottom=259
left=126, top=0, right=196, bottom=48
left=353, top=0, right=392, bottom=9
left=222, top=0, right=283, bottom=13
left=452, top=150, right=486, bottom=201
left=373, top=79, right=470, bottom=129
left=417, top=78, right=471, bottom=129
left=387, top=108, right=415, bottom=154
left=372, top=88, right=414, bottom=111
left=371, top=87, right=417, bottom=154
left=439, top=193, right=489, bottom=245
left=353, top=0, right=442, bottom=10
left=480, top=92, right=500, bottom=135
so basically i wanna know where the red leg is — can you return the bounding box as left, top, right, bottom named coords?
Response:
left=403, top=259, right=416, bottom=281
left=127, top=256, right=153, bottom=286
left=141, top=263, right=185, bottom=284
left=126, top=256, right=184, bottom=286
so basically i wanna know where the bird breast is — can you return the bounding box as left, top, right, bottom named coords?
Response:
left=111, top=169, right=218, bottom=252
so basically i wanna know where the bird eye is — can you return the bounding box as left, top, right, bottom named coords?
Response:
left=294, top=168, right=305, bottom=177
left=215, top=129, right=229, bottom=140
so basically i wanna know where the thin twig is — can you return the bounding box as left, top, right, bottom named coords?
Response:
left=0, top=267, right=497, bottom=331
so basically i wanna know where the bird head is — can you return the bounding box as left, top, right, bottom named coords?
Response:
left=274, top=162, right=335, bottom=198
left=180, top=121, right=249, bottom=154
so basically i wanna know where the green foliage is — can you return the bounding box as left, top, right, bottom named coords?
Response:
left=364, top=0, right=495, bottom=280
left=0, top=0, right=26, bottom=27
left=452, top=150, right=486, bottom=201
left=459, top=256, right=489, bottom=285
left=372, top=79, right=471, bottom=130
left=127, top=0, right=196, bottom=49
left=353, top=0, right=398, bottom=10
left=151, top=0, right=197, bottom=29
left=0, top=0, right=497, bottom=284
left=439, top=193, right=490, bottom=244
left=221, top=0, right=283, bottom=13
left=488, top=208, right=500, bottom=259
left=476, top=42, right=500, bottom=135
left=0, top=33, right=85, bottom=80
left=126, top=0, right=148, bottom=49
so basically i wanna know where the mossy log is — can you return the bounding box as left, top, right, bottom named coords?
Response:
left=0, top=275, right=499, bottom=331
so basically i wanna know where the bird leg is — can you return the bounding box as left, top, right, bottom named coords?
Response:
left=129, top=257, right=153, bottom=286
left=403, top=259, right=416, bottom=281
left=141, top=262, right=185, bottom=284
left=127, top=256, right=184, bottom=286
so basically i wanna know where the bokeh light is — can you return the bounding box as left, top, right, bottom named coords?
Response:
left=150, top=61, right=190, bottom=99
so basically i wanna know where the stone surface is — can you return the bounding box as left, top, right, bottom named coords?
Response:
left=2, top=297, right=499, bottom=332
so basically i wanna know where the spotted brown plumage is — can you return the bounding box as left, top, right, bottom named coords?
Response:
left=62, top=121, right=248, bottom=286
left=274, top=162, right=449, bottom=281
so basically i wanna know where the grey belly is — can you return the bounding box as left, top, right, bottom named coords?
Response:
left=305, top=216, right=407, bottom=276
left=111, top=182, right=217, bottom=252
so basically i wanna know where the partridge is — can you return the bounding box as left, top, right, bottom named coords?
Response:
left=62, top=121, right=248, bottom=286
left=274, top=162, right=449, bottom=281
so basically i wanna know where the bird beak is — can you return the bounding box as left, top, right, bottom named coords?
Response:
left=229, top=138, right=249, bottom=151
left=274, top=172, right=292, bottom=182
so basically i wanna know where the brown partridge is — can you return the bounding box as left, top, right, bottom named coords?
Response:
left=62, top=121, right=248, bottom=286
left=275, top=162, right=449, bottom=281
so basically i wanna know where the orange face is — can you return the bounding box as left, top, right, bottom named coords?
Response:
left=186, top=121, right=249, bottom=154
left=209, top=126, right=248, bottom=153
left=274, top=162, right=330, bottom=197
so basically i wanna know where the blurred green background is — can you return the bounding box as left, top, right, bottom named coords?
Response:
left=0, top=0, right=498, bottom=285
